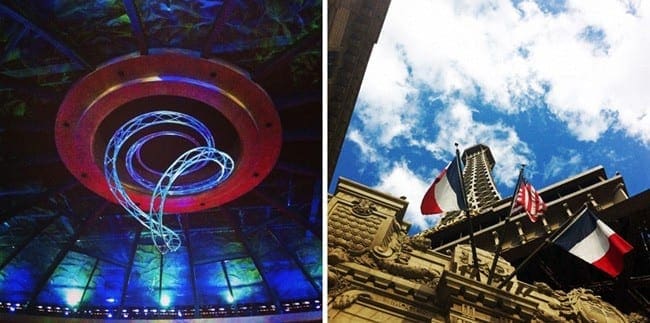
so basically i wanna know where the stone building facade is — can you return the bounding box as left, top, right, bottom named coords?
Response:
left=327, top=0, right=391, bottom=182
left=328, top=145, right=649, bottom=322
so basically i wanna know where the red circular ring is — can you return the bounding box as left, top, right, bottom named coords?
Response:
left=55, top=52, right=282, bottom=213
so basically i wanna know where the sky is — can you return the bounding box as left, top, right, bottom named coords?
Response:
left=330, top=0, right=650, bottom=235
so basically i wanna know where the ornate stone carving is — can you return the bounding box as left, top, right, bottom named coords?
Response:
left=351, top=198, right=376, bottom=216
left=373, top=253, right=441, bottom=288
left=328, top=247, right=351, bottom=265
left=626, top=312, right=649, bottom=323
left=378, top=218, right=406, bottom=254
left=435, top=210, right=467, bottom=230
left=328, top=204, right=379, bottom=254
left=396, top=252, right=410, bottom=264
left=533, top=307, right=564, bottom=322
left=328, top=271, right=341, bottom=291
left=533, top=287, right=638, bottom=322
left=328, top=152, right=642, bottom=322
left=342, top=215, right=445, bottom=288
left=532, top=281, right=555, bottom=296
left=372, top=245, right=394, bottom=258
left=356, top=252, right=378, bottom=269
left=405, top=234, right=432, bottom=251
left=531, top=282, right=571, bottom=322
left=567, top=288, right=628, bottom=323
left=328, top=269, right=352, bottom=296
left=452, top=245, right=513, bottom=284
left=332, top=289, right=372, bottom=309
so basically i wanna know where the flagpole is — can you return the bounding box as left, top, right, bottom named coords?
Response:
left=487, top=164, right=525, bottom=285
left=496, top=205, right=588, bottom=289
left=455, top=143, right=481, bottom=281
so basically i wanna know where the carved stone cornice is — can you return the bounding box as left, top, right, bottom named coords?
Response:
left=438, top=269, right=540, bottom=321
left=328, top=262, right=442, bottom=321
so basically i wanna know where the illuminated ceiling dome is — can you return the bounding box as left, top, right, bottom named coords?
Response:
left=0, top=0, right=322, bottom=321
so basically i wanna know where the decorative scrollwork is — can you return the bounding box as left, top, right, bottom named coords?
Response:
left=373, top=245, right=394, bottom=258
left=351, top=198, right=376, bottom=217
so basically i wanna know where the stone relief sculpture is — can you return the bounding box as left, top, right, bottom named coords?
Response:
left=404, top=234, right=432, bottom=251
left=374, top=254, right=441, bottom=288
left=351, top=198, right=376, bottom=217
left=566, top=288, right=628, bottom=323
left=369, top=219, right=443, bottom=287
left=453, top=245, right=513, bottom=284
left=531, top=283, right=637, bottom=322
left=626, top=312, right=649, bottom=323
left=329, top=202, right=647, bottom=322
left=435, top=210, right=467, bottom=230
left=329, top=201, right=383, bottom=256
left=331, top=290, right=372, bottom=309
left=412, top=210, right=467, bottom=238
left=328, top=247, right=351, bottom=265
left=329, top=206, right=444, bottom=290
left=532, top=282, right=576, bottom=322
left=328, top=270, right=353, bottom=302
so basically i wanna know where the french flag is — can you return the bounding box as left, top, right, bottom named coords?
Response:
left=553, top=208, right=633, bottom=277
left=420, top=157, right=466, bottom=215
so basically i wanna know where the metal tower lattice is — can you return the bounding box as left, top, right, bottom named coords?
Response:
left=461, top=144, right=502, bottom=213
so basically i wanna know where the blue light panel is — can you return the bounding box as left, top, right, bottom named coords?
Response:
left=36, top=251, right=95, bottom=306
left=81, top=261, right=126, bottom=307
left=161, top=245, right=193, bottom=306
left=247, top=230, right=319, bottom=301
left=225, top=258, right=269, bottom=304
left=0, top=216, right=74, bottom=302
left=272, top=226, right=322, bottom=291
left=193, top=261, right=229, bottom=305
left=189, top=229, right=246, bottom=262
left=74, top=215, right=136, bottom=266
left=123, top=237, right=161, bottom=307
left=0, top=213, right=57, bottom=265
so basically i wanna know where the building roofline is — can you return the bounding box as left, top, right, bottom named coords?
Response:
left=335, top=176, right=410, bottom=206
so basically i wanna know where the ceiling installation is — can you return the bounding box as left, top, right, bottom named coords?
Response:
left=0, top=0, right=322, bottom=320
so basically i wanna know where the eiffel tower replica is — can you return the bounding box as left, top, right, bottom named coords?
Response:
left=328, top=144, right=649, bottom=322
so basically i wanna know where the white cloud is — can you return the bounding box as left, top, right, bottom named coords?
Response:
left=358, top=0, right=650, bottom=145
left=341, top=0, right=649, bottom=233
left=544, top=149, right=585, bottom=181
left=374, top=161, right=440, bottom=232
left=355, top=38, right=417, bottom=145
left=418, top=101, right=533, bottom=188
left=347, top=129, right=381, bottom=164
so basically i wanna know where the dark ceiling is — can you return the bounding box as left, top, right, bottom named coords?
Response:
left=0, top=0, right=322, bottom=320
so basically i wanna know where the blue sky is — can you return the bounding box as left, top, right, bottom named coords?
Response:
left=330, top=0, right=650, bottom=235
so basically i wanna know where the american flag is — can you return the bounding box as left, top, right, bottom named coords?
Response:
left=515, top=181, right=547, bottom=222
